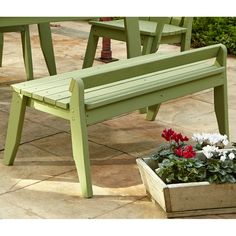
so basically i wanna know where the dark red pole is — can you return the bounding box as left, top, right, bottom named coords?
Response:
left=98, top=17, right=118, bottom=63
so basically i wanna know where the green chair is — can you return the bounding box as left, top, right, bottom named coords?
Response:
left=0, top=23, right=57, bottom=80
left=82, top=17, right=193, bottom=68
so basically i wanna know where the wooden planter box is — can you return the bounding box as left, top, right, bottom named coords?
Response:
left=136, top=157, right=236, bottom=218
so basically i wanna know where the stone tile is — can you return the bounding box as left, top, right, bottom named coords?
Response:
left=30, top=132, right=124, bottom=162
left=0, top=197, right=42, bottom=219
left=0, top=168, right=143, bottom=219
left=0, top=143, right=75, bottom=194
left=0, top=86, right=12, bottom=111
left=229, top=109, right=236, bottom=141
left=89, top=112, right=172, bottom=155
left=191, top=84, right=236, bottom=111
left=24, top=107, right=71, bottom=133
left=96, top=197, right=167, bottom=219
left=0, top=110, right=61, bottom=150
left=156, top=97, right=214, bottom=126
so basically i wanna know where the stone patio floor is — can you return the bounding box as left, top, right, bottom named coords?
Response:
left=0, top=20, right=236, bottom=219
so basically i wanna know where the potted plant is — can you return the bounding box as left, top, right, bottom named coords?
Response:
left=136, top=128, right=236, bottom=218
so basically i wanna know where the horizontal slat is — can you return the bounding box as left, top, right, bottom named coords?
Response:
left=91, top=19, right=187, bottom=36
left=17, top=61, right=224, bottom=111
left=85, top=66, right=224, bottom=110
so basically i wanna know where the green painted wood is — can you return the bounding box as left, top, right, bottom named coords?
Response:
left=20, top=25, right=33, bottom=80
left=28, top=99, right=70, bottom=119
left=3, top=44, right=229, bottom=198
left=0, top=23, right=54, bottom=80
left=81, top=44, right=223, bottom=89
left=69, top=79, right=93, bottom=198
left=82, top=25, right=100, bottom=69
left=86, top=73, right=225, bottom=126
left=124, top=17, right=142, bottom=58
left=85, top=67, right=224, bottom=110
left=38, top=23, right=57, bottom=75
left=3, top=92, right=27, bottom=165
left=0, top=32, right=3, bottom=67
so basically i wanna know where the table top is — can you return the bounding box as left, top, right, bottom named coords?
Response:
left=0, top=17, right=96, bottom=27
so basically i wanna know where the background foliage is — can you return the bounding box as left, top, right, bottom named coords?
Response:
left=191, top=17, right=236, bottom=55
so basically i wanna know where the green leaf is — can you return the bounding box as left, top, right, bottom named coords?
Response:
left=225, top=175, right=236, bottom=183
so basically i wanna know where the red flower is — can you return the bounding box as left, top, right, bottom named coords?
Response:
left=174, top=147, right=183, bottom=157
left=174, top=145, right=196, bottom=159
left=162, top=128, right=189, bottom=144
left=182, top=145, right=196, bottom=159
left=162, top=128, right=175, bottom=141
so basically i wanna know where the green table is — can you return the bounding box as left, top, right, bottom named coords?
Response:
left=0, top=17, right=93, bottom=79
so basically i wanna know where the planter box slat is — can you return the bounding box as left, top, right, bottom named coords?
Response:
left=136, top=157, right=236, bottom=218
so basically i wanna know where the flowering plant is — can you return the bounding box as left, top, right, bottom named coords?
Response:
left=150, top=128, right=236, bottom=184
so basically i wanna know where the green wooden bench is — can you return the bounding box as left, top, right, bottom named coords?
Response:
left=3, top=44, right=229, bottom=198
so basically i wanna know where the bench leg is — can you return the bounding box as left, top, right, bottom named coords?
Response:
left=139, top=37, right=153, bottom=114
left=70, top=79, right=93, bottom=197
left=0, top=33, right=3, bottom=67
left=21, top=26, right=34, bottom=80
left=214, top=84, right=229, bottom=137
left=38, top=23, right=57, bottom=75
left=146, top=104, right=161, bottom=121
left=3, top=92, right=27, bottom=165
left=82, top=26, right=99, bottom=69
left=70, top=112, right=93, bottom=198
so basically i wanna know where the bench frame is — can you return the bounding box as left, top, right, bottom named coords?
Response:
left=3, top=44, right=229, bottom=198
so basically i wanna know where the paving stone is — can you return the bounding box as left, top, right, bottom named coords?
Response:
left=30, top=132, right=124, bottom=162
left=0, top=143, right=75, bottom=194
left=0, top=110, right=61, bottom=150
left=0, top=197, right=42, bottom=219
left=0, top=168, right=143, bottom=219
left=95, top=197, right=167, bottom=219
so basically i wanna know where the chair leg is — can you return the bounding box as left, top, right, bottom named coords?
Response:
left=3, top=92, right=27, bottom=166
left=214, top=84, right=229, bottom=137
left=142, top=37, right=153, bottom=55
left=0, top=33, right=3, bottom=67
left=21, top=26, right=34, bottom=80
left=180, top=33, right=191, bottom=51
left=142, top=37, right=161, bottom=118
left=38, top=23, right=57, bottom=75
left=82, top=26, right=99, bottom=69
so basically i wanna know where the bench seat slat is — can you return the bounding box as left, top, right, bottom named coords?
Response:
left=34, top=63, right=223, bottom=110
left=17, top=78, right=71, bottom=97
left=85, top=66, right=224, bottom=110
left=83, top=61, right=214, bottom=98
left=16, top=61, right=223, bottom=110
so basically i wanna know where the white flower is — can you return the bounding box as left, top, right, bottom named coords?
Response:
left=202, top=145, right=219, bottom=159
left=228, top=153, right=235, bottom=160
left=192, top=133, right=229, bottom=148
left=220, top=155, right=227, bottom=162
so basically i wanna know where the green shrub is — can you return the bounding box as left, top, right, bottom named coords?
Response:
left=191, top=17, right=236, bottom=55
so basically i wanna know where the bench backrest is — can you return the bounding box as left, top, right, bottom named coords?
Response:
left=72, top=44, right=226, bottom=90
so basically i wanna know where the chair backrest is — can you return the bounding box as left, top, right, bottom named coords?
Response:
left=148, top=17, right=193, bottom=28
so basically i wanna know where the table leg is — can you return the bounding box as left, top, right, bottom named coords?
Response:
left=38, top=23, right=57, bottom=75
